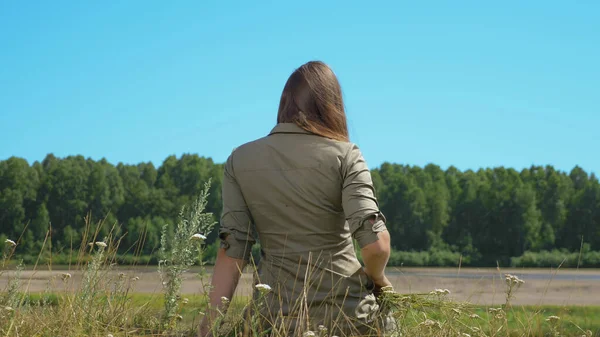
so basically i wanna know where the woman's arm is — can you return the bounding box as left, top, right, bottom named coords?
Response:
left=361, top=228, right=392, bottom=291
left=341, top=144, right=392, bottom=291
left=198, top=247, right=247, bottom=337
left=198, top=151, right=255, bottom=336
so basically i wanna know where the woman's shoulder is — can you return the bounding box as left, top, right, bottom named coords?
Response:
left=226, top=135, right=364, bottom=171
left=228, top=136, right=268, bottom=158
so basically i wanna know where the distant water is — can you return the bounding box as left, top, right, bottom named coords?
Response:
left=387, top=270, right=600, bottom=281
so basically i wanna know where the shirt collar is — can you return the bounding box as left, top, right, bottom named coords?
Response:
left=268, top=123, right=313, bottom=136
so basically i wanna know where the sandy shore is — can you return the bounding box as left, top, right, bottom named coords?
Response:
left=2, top=266, right=598, bottom=306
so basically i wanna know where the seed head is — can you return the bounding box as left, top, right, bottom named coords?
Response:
left=191, top=233, right=207, bottom=242
left=380, top=285, right=394, bottom=292
left=303, top=331, right=316, bottom=337
left=4, top=239, right=16, bottom=247
left=95, top=241, right=107, bottom=248
left=546, top=315, right=560, bottom=323
left=420, top=319, right=441, bottom=329
left=255, top=283, right=272, bottom=294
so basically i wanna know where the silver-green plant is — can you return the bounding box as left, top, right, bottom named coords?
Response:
left=158, top=180, right=216, bottom=330
left=4, top=260, right=23, bottom=311
left=78, top=240, right=108, bottom=308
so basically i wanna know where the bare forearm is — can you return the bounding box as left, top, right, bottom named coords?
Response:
left=208, top=248, right=246, bottom=307
left=198, top=248, right=246, bottom=337
left=361, top=230, right=391, bottom=281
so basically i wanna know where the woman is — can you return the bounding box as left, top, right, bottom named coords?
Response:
left=198, top=61, right=394, bottom=336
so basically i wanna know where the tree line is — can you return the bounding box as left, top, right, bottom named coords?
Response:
left=1, top=154, right=599, bottom=267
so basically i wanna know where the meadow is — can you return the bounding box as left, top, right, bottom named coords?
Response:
left=1, top=186, right=599, bottom=336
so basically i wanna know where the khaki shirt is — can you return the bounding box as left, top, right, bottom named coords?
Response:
left=219, top=122, right=391, bottom=335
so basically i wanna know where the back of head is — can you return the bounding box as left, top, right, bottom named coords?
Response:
left=277, top=61, right=349, bottom=142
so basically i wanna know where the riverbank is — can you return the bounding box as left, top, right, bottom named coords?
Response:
left=3, top=267, right=599, bottom=306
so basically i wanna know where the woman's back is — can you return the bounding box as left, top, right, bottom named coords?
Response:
left=219, top=122, right=390, bottom=335
left=231, top=123, right=357, bottom=265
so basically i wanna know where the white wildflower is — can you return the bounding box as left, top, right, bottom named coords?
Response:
left=61, top=273, right=72, bottom=281
left=191, top=233, right=207, bottom=242
left=462, top=334, right=471, bottom=337
left=131, top=276, right=140, bottom=281
left=422, top=319, right=435, bottom=327
left=221, top=296, right=230, bottom=304
left=255, top=283, right=272, bottom=293
left=182, top=298, right=189, bottom=304
left=505, top=273, right=525, bottom=285
left=469, top=313, right=481, bottom=319
left=118, top=272, right=126, bottom=279
left=419, top=319, right=441, bottom=329
left=3, top=306, right=13, bottom=312
left=303, top=332, right=316, bottom=337
left=4, top=239, right=16, bottom=247
left=318, top=325, right=328, bottom=332
left=430, top=288, right=451, bottom=295
left=108, top=334, right=114, bottom=337
left=88, top=242, right=94, bottom=247
left=546, top=315, right=560, bottom=323
left=95, top=241, right=107, bottom=248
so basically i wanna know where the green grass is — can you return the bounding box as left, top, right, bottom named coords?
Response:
left=17, top=292, right=600, bottom=336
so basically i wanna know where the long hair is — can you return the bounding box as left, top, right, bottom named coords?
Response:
left=277, top=61, right=349, bottom=142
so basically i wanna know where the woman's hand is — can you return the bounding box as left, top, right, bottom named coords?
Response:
left=363, top=267, right=392, bottom=297
left=370, top=274, right=392, bottom=297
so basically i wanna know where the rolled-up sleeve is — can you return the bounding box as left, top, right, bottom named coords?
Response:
left=218, top=151, right=256, bottom=261
left=341, top=144, right=388, bottom=248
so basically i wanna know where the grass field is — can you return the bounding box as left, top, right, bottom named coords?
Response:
left=2, top=193, right=599, bottom=336
left=12, top=291, right=600, bottom=336
left=2, top=266, right=600, bottom=336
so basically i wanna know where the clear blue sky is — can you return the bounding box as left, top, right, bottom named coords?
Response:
left=1, top=1, right=598, bottom=174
